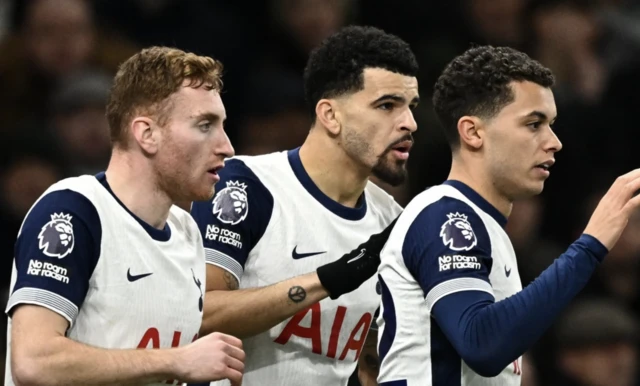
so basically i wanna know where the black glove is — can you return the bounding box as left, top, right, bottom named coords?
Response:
left=317, top=218, right=398, bottom=300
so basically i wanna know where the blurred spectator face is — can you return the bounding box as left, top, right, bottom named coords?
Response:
left=560, top=343, right=638, bottom=386
left=239, top=108, right=310, bottom=156
left=2, top=157, right=61, bottom=218
left=532, top=3, right=605, bottom=103
left=49, top=71, right=113, bottom=170
left=53, top=107, right=111, bottom=164
left=240, top=71, right=312, bottom=155
left=533, top=4, right=599, bottom=50
left=277, top=0, right=349, bottom=53
left=467, top=0, right=527, bottom=45
left=23, top=0, right=95, bottom=78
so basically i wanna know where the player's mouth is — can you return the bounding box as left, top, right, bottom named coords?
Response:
left=207, top=165, right=224, bottom=182
left=533, top=159, right=555, bottom=177
left=390, top=140, right=413, bottom=160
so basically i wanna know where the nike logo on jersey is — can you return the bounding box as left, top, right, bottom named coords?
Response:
left=292, top=246, right=326, bottom=259
left=127, top=268, right=153, bottom=282
left=347, top=248, right=366, bottom=264
left=505, top=266, right=511, bottom=277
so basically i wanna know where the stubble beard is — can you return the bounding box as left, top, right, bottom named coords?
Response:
left=372, top=151, right=408, bottom=187
left=343, top=128, right=409, bottom=187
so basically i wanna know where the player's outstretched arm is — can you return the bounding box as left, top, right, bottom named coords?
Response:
left=431, top=169, right=640, bottom=377
left=201, top=266, right=328, bottom=338
left=200, top=221, right=395, bottom=338
left=10, top=305, right=245, bottom=386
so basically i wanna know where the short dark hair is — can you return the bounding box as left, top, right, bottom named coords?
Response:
left=303, top=25, right=419, bottom=118
left=432, top=45, right=555, bottom=150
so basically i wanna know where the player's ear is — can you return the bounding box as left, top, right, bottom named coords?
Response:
left=457, top=116, right=483, bottom=150
left=315, top=99, right=341, bottom=135
left=131, top=117, right=159, bottom=155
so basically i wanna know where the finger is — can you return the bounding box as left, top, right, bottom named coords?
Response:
left=622, top=191, right=640, bottom=216
left=613, top=169, right=640, bottom=196
left=225, top=355, right=245, bottom=373
left=215, top=333, right=243, bottom=348
left=625, top=175, right=640, bottom=199
left=225, top=367, right=243, bottom=385
left=620, top=168, right=640, bottom=181
left=223, top=343, right=246, bottom=361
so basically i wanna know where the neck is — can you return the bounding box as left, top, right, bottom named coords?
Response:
left=104, top=149, right=173, bottom=229
left=298, top=128, right=369, bottom=208
left=448, top=154, right=513, bottom=218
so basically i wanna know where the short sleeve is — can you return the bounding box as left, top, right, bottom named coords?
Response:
left=402, top=196, right=494, bottom=311
left=5, top=190, right=102, bottom=326
left=190, top=159, right=274, bottom=282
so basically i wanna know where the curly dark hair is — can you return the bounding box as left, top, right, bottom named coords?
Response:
left=432, top=45, right=555, bottom=150
left=303, top=25, right=418, bottom=119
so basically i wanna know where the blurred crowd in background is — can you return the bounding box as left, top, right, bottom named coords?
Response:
left=1, top=0, right=640, bottom=385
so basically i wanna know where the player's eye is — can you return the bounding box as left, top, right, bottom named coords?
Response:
left=527, top=121, right=541, bottom=130
left=378, top=102, right=394, bottom=111
left=198, top=122, right=212, bottom=132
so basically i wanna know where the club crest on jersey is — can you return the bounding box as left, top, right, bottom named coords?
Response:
left=439, top=212, right=477, bottom=251
left=38, top=213, right=75, bottom=259
left=212, top=180, right=249, bottom=225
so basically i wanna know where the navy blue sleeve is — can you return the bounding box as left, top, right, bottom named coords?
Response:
left=190, top=159, right=274, bottom=281
left=431, top=234, right=607, bottom=377
left=402, top=197, right=495, bottom=310
left=5, top=190, right=101, bottom=326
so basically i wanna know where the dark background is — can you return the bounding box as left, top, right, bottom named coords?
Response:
left=2, top=1, right=640, bottom=385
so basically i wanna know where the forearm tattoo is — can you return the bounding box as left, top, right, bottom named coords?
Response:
left=288, top=286, right=307, bottom=303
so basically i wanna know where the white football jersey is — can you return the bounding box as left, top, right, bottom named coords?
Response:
left=377, top=181, right=523, bottom=386
left=5, top=173, right=206, bottom=386
left=190, top=148, right=401, bottom=386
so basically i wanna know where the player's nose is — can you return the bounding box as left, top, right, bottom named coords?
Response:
left=400, top=109, right=417, bottom=133
left=546, top=127, right=562, bottom=153
left=215, top=130, right=235, bottom=158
